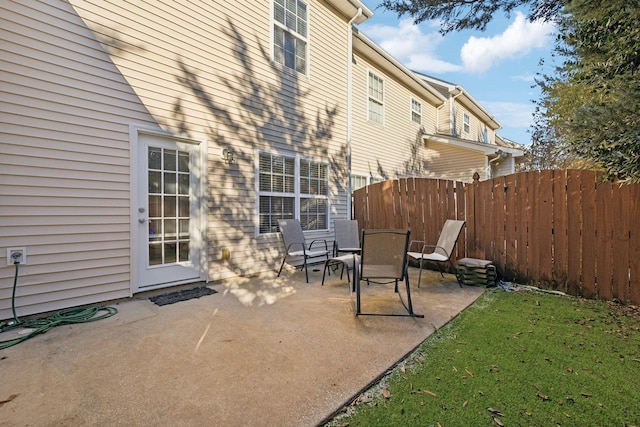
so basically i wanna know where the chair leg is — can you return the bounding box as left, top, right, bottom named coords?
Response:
left=277, top=255, right=287, bottom=277
left=404, top=277, right=415, bottom=316
left=355, top=269, right=361, bottom=315
left=436, top=262, right=444, bottom=278
left=449, top=259, right=462, bottom=287
left=417, top=259, right=424, bottom=288
left=321, top=259, right=330, bottom=286
left=303, top=257, right=309, bottom=283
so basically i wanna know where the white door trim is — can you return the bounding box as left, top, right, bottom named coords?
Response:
left=129, top=124, right=208, bottom=293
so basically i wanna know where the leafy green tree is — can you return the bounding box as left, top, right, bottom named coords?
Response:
left=379, top=0, right=563, bottom=33
left=538, top=0, right=640, bottom=182
left=381, top=0, right=640, bottom=182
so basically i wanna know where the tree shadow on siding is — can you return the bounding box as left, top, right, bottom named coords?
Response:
left=173, top=18, right=344, bottom=278
left=372, top=130, right=429, bottom=180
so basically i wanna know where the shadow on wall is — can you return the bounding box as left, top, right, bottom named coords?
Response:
left=171, top=18, right=343, bottom=276
left=372, top=129, right=430, bottom=180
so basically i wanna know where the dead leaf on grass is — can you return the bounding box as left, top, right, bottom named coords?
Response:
left=493, top=417, right=504, bottom=426
left=463, top=400, right=468, bottom=407
left=537, top=393, right=550, bottom=401
left=383, top=389, right=391, bottom=399
left=487, top=408, right=504, bottom=416
left=465, top=368, right=474, bottom=377
left=412, top=389, right=437, bottom=397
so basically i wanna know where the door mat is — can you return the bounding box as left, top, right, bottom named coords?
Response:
left=149, top=287, right=217, bottom=306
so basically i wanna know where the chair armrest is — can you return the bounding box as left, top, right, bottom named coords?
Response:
left=420, top=243, right=451, bottom=258
left=308, top=239, right=329, bottom=252
left=408, top=240, right=426, bottom=252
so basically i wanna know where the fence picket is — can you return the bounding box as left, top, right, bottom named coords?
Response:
left=596, top=181, right=614, bottom=301
left=612, top=183, right=630, bottom=301
left=552, top=170, right=569, bottom=292
left=353, top=171, right=640, bottom=304
left=504, top=173, right=517, bottom=281
left=581, top=172, right=597, bottom=299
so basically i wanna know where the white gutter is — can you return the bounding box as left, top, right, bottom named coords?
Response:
left=346, top=7, right=362, bottom=219
left=449, top=86, right=463, bottom=136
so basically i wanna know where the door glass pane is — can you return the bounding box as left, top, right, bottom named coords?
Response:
left=179, top=242, right=190, bottom=262
left=149, top=219, right=162, bottom=242
left=164, top=219, right=176, bottom=239
left=164, top=243, right=177, bottom=263
left=164, top=172, right=177, bottom=194
left=164, top=196, right=177, bottom=217
left=149, top=195, right=162, bottom=217
left=147, top=147, right=192, bottom=266
left=178, top=196, right=189, bottom=217
left=178, top=152, right=189, bottom=172
left=179, top=219, right=189, bottom=237
left=148, top=148, right=161, bottom=170
left=178, top=174, right=189, bottom=195
left=148, top=171, right=161, bottom=194
left=149, top=243, right=162, bottom=266
left=164, top=150, right=176, bottom=171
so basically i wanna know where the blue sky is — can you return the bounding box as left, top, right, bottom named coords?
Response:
left=356, top=3, right=558, bottom=146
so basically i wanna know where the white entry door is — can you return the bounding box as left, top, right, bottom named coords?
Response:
left=134, top=132, right=205, bottom=290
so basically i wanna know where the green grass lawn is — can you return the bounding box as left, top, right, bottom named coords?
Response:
left=328, top=287, right=640, bottom=426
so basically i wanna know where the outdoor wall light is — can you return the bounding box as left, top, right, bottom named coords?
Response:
left=222, top=148, right=234, bottom=164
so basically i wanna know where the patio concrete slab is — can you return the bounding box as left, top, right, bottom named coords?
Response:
left=0, top=267, right=484, bottom=426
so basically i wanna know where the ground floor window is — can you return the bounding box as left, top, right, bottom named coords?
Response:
left=350, top=174, right=383, bottom=192
left=258, top=151, right=328, bottom=234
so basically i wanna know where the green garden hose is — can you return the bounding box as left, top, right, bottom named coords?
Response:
left=1, top=262, right=118, bottom=350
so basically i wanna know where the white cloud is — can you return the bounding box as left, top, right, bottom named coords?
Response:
left=460, top=12, right=556, bottom=74
left=360, top=19, right=462, bottom=73
left=482, top=101, right=535, bottom=128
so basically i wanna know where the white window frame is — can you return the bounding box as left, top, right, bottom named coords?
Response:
left=367, top=71, right=384, bottom=125
left=257, top=150, right=329, bottom=235
left=411, top=98, right=422, bottom=125
left=272, top=0, right=309, bottom=75
left=463, top=112, right=471, bottom=134
left=350, top=174, right=383, bottom=192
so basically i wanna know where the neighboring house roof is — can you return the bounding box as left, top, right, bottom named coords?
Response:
left=416, top=72, right=502, bottom=130
left=352, top=28, right=446, bottom=107
left=496, top=134, right=525, bottom=150
left=424, top=133, right=524, bottom=158
left=329, top=0, right=374, bottom=24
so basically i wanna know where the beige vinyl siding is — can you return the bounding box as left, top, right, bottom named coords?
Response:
left=351, top=55, right=438, bottom=181
left=438, top=100, right=452, bottom=135
left=454, top=104, right=494, bottom=144
left=70, top=0, right=350, bottom=281
left=424, top=141, right=488, bottom=182
left=491, top=157, right=515, bottom=177
left=0, top=1, right=154, bottom=318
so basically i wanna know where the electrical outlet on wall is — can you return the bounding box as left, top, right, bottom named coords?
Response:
left=7, top=247, right=27, bottom=265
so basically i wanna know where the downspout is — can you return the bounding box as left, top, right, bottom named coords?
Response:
left=449, top=86, right=463, bottom=136
left=346, top=7, right=362, bottom=219
left=488, top=149, right=508, bottom=178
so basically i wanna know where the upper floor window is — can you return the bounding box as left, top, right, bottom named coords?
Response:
left=258, top=151, right=328, bottom=234
left=463, top=113, right=471, bottom=134
left=411, top=98, right=422, bottom=125
left=273, top=0, right=308, bottom=74
left=368, top=71, right=384, bottom=125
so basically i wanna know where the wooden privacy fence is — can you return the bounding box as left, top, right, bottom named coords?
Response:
left=352, top=170, right=640, bottom=305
